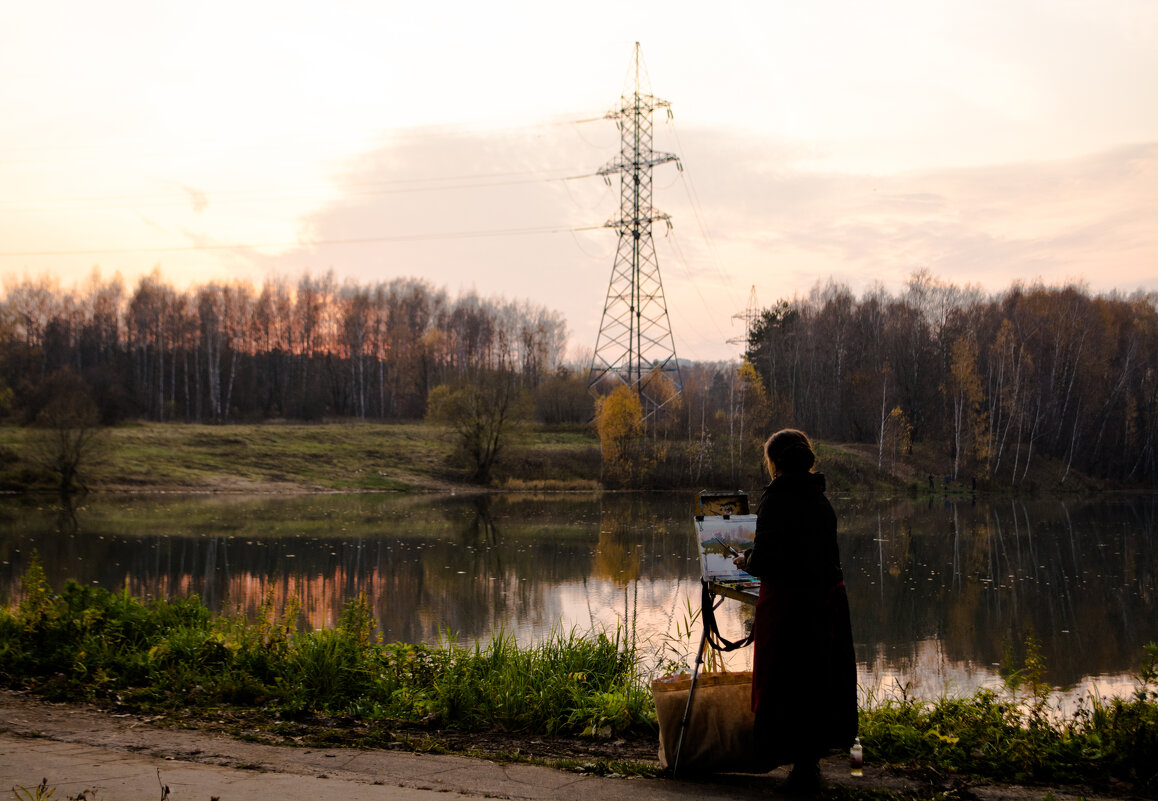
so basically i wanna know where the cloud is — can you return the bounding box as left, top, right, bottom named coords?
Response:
left=244, top=124, right=621, bottom=338
left=667, top=132, right=1158, bottom=300
left=240, top=126, right=1158, bottom=361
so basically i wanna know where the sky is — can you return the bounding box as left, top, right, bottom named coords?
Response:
left=1, top=0, right=1155, bottom=362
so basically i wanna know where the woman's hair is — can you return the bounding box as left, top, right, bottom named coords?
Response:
left=764, top=428, right=816, bottom=476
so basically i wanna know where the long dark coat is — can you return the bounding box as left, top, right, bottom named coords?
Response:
left=741, top=471, right=858, bottom=764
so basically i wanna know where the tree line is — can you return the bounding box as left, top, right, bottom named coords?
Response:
left=3, top=266, right=1156, bottom=488
left=0, top=269, right=573, bottom=425
left=744, top=270, right=1158, bottom=485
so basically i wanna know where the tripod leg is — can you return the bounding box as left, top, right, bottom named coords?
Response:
left=671, top=616, right=710, bottom=775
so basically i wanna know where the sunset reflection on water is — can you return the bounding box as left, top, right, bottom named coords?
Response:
left=2, top=491, right=1156, bottom=703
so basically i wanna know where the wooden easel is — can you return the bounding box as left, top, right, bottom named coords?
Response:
left=671, top=492, right=760, bottom=776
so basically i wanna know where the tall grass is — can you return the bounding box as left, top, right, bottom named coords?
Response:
left=3, top=559, right=1158, bottom=790
left=859, top=635, right=1158, bottom=790
left=0, top=557, right=655, bottom=737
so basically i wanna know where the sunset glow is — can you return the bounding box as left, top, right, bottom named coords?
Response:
left=2, top=0, right=1155, bottom=360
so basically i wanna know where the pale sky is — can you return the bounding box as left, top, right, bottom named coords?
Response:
left=2, top=0, right=1156, bottom=361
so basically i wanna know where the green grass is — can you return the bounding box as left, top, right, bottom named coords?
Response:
left=857, top=637, right=1158, bottom=791
left=2, top=417, right=1124, bottom=496
left=1, top=557, right=656, bottom=739
left=3, top=559, right=1158, bottom=793
left=104, top=422, right=447, bottom=491
left=0, top=421, right=603, bottom=493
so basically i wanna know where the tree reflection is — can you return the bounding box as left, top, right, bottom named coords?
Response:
left=839, top=494, right=1158, bottom=688
left=1, top=492, right=1156, bottom=695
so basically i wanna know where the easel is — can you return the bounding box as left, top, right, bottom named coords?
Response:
left=671, top=491, right=761, bottom=776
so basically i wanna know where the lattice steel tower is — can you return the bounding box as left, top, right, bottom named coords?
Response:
left=588, top=42, right=682, bottom=409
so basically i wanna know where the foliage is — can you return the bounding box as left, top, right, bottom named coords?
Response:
left=11, top=778, right=56, bottom=801
left=426, top=372, right=532, bottom=484
left=0, top=377, right=12, bottom=419
left=5, top=564, right=1158, bottom=788
left=860, top=638, right=1158, bottom=790
left=945, top=335, right=986, bottom=479
left=25, top=368, right=106, bottom=493
left=1, top=271, right=567, bottom=424
left=594, top=385, right=644, bottom=488
left=877, top=405, right=912, bottom=474
left=744, top=273, right=1158, bottom=485
left=0, top=564, right=655, bottom=738
left=533, top=367, right=594, bottom=425
left=10, top=266, right=1157, bottom=488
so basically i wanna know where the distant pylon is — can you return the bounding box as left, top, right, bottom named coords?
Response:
left=588, top=42, right=682, bottom=411
left=728, top=285, right=760, bottom=351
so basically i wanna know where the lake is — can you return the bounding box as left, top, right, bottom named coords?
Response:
left=2, top=491, right=1156, bottom=704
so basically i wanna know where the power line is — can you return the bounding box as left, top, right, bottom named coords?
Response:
left=0, top=114, right=612, bottom=165
left=0, top=224, right=606, bottom=257
left=0, top=169, right=603, bottom=214
left=588, top=42, right=682, bottom=404
left=661, top=227, right=731, bottom=342
left=728, top=285, right=760, bottom=351
left=665, top=118, right=743, bottom=312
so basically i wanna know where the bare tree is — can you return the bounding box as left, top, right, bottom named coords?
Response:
left=426, top=369, right=530, bottom=484
left=28, top=370, right=106, bottom=493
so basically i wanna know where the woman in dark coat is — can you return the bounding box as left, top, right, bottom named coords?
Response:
left=732, top=429, right=858, bottom=791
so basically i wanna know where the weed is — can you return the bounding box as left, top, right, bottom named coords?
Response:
left=1, top=566, right=655, bottom=737
left=5, top=564, right=1158, bottom=791
left=11, top=779, right=54, bottom=801
left=860, top=635, right=1158, bottom=790
left=649, top=596, right=726, bottom=676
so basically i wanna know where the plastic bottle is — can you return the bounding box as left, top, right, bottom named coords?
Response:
left=850, top=737, right=864, bottom=777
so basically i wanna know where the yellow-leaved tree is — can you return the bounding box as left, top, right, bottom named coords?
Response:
left=595, top=385, right=644, bottom=488
left=947, top=335, right=988, bottom=479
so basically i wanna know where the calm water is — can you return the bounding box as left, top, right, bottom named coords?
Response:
left=1, top=491, right=1156, bottom=703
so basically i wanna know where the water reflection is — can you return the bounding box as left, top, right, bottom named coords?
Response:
left=1, top=492, right=1156, bottom=702
left=840, top=495, right=1158, bottom=699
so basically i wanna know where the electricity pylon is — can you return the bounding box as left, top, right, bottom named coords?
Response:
left=728, top=285, right=760, bottom=353
left=588, top=42, right=682, bottom=412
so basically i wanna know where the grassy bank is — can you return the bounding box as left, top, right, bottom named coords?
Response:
left=1, top=559, right=654, bottom=740
left=1, top=419, right=1118, bottom=495
left=0, top=421, right=602, bottom=493
left=3, top=564, right=1157, bottom=793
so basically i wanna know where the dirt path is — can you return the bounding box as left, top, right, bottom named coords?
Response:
left=0, top=690, right=1130, bottom=801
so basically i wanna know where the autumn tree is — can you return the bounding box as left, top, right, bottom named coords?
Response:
left=728, top=360, right=770, bottom=484
left=426, top=370, right=530, bottom=484
left=595, top=385, right=644, bottom=488
left=0, top=306, right=12, bottom=418
left=8, top=266, right=1158, bottom=486
left=746, top=299, right=801, bottom=426
left=533, top=367, right=593, bottom=425
left=879, top=406, right=912, bottom=473
left=946, top=336, right=987, bottom=479
left=27, top=369, right=106, bottom=493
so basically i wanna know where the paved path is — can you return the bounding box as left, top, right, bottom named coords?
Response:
left=0, top=691, right=1113, bottom=801
left=6, top=732, right=708, bottom=801
left=0, top=690, right=875, bottom=801
left=0, top=691, right=830, bottom=801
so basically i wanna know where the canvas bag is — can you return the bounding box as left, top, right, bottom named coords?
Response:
left=652, top=671, right=764, bottom=773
